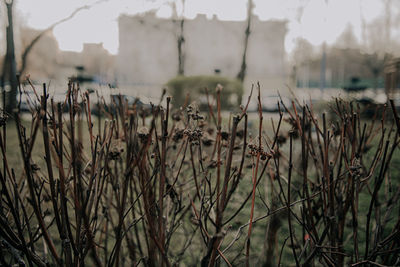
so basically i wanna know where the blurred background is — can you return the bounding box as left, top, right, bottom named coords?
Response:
left=1, top=0, right=399, bottom=111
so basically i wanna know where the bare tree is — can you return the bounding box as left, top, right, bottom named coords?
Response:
left=19, top=0, right=107, bottom=76
left=365, top=52, right=390, bottom=89
left=237, top=0, right=253, bottom=84
left=2, top=0, right=18, bottom=113
left=384, top=0, right=392, bottom=52
left=2, top=0, right=105, bottom=113
left=173, top=0, right=185, bottom=76
left=177, top=17, right=184, bottom=75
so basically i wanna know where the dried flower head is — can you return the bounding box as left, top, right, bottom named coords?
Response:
left=173, top=128, right=184, bottom=142
left=184, top=128, right=203, bottom=142
left=109, top=140, right=124, bottom=161
left=0, top=113, right=8, bottom=127
left=216, top=83, right=223, bottom=93
left=276, top=134, right=287, bottom=145
left=221, top=131, right=229, bottom=141
left=138, top=126, right=150, bottom=143
left=202, top=133, right=214, bottom=146
left=172, top=112, right=182, bottom=121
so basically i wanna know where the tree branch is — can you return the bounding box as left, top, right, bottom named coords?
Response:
left=19, top=0, right=108, bottom=75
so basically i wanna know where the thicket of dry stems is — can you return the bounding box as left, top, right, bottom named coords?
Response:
left=0, top=80, right=400, bottom=266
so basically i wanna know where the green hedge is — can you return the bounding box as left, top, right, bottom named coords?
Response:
left=166, top=75, right=244, bottom=110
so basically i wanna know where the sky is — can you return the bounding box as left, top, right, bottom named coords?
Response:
left=14, top=0, right=385, bottom=55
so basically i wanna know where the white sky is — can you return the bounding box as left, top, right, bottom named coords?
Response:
left=15, top=0, right=384, bottom=55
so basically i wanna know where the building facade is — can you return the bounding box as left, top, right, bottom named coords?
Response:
left=117, top=12, right=287, bottom=99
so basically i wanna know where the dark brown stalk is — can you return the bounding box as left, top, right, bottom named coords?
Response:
left=287, top=132, right=300, bottom=267
left=0, top=163, right=37, bottom=266
left=41, top=84, right=63, bottom=240
left=365, top=140, right=390, bottom=258
left=390, top=99, right=400, bottom=136
left=15, top=113, right=61, bottom=265
left=223, top=111, right=283, bottom=226
left=56, top=102, right=74, bottom=265
left=158, top=96, right=170, bottom=265
left=205, top=85, right=223, bottom=267
left=246, top=83, right=262, bottom=267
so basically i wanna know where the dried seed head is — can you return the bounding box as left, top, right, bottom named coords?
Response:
left=0, top=114, right=8, bottom=127
left=184, top=128, right=203, bottom=142
left=48, top=119, right=60, bottom=129
left=191, top=113, right=204, bottom=121
left=291, top=129, right=299, bottom=139
left=138, top=108, right=151, bottom=118
left=173, top=129, right=184, bottom=142
left=284, top=117, right=297, bottom=128
left=198, top=120, right=207, bottom=129
left=221, top=131, right=229, bottom=141
left=216, top=83, right=223, bottom=93
left=108, top=150, right=121, bottom=160
left=208, top=160, right=218, bottom=169
left=138, top=126, right=150, bottom=142
left=31, top=163, right=40, bottom=173
left=172, top=112, right=181, bottom=121
left=190, top=216, right=200, bottom=225
left=73, top=103, right=81, bottom=113
left=276, top=134, right=287, bottom=145
left=108, top=139, right=124, bottom=160
left=236, top=129, right=244, bottom=139
left=202, top=133, right=214, bottom=146
left=43, top=209, right=52, bottom=216
left=43, top=194, right=51, bottom=203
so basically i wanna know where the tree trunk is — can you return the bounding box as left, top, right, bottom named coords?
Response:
left=237, top=0, right=252, bottom=84
left=19, top=1, right=99, bottom=76
left=177, top=18, right=185, bottom=76
left=3, top=1, right=18, bottom=114
left=261, top=198, right=284, bottom=266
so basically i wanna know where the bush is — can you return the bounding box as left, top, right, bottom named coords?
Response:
left=166, top=75, right=243, bottom=110
left=2, top=81, right=400, bottom=266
